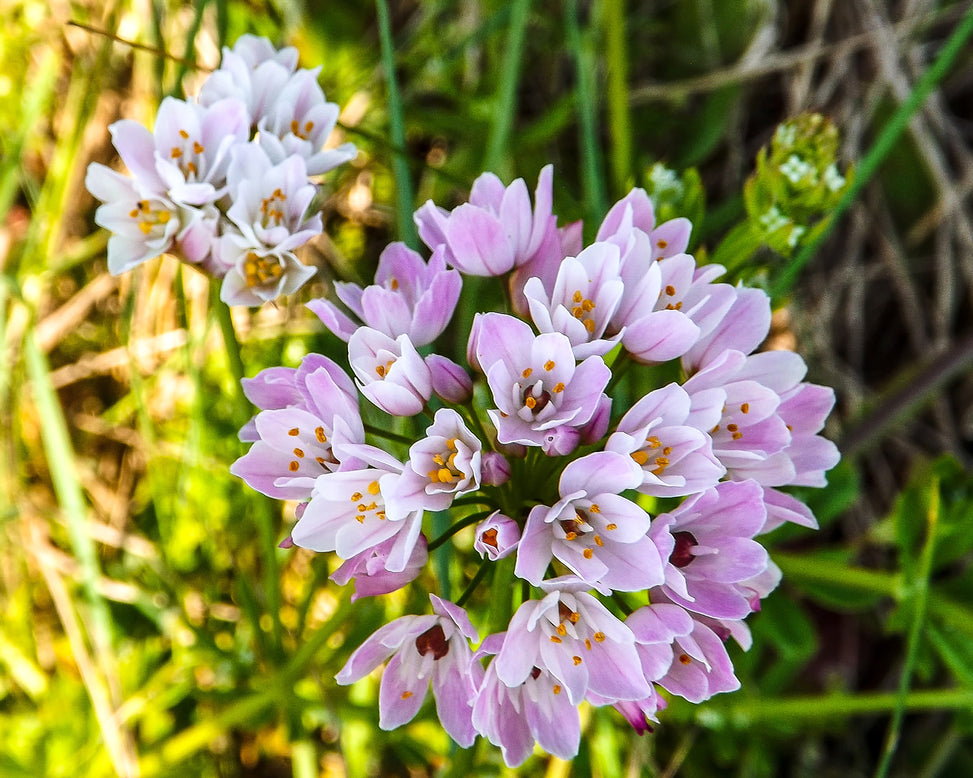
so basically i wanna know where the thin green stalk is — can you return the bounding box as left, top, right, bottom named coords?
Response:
left=689, top=688, right=973, bottom=725
left=769, top=3, right=973, bottom=299
left=566, top=0, right=608, bottom=226
left=211, top=287, right=283, bottom=658
left=363, top=423, right=416, bottom=446
left=602, top=0, right=632, bottom=193
left=24, top=331, right=113, bottom=649
left=428, top=510, right=493, bottom=552
left=484, top=0, right=531, bottom=177
left=375, top=0, right=418, bottom=249
left=771, top=551, right=899, bottom=598
left=456, top=559, right=493, bottom=608
left=874, top=476, right=940, bottom=778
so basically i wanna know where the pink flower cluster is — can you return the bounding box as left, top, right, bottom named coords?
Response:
left=86, top=36, right=356, bottom=306
left=232, top=166, right=839, bottom=766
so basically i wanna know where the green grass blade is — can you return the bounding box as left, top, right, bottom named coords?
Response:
left=375, top=0, right=418, bottom=249
left=484, top=0, right=531, bottom=178
left=566, top=0, right=608, bottom=226
left=602, top=0, right=632, bottom=194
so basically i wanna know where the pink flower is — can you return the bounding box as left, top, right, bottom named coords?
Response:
left=336, top=595, right=480, bottom=746
left=415, top=165, right=556, bottom=276
left=348, top=328, right=433, bottom=416
left=471, top=313, right=610, bottom=447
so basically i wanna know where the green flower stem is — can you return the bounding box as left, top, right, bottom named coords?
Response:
left=484, top=0, right=531, bottom=177
left=874, top=474, right=940, bottom=778
left=375, top=0, right=419, bottom=250
left=427, top=510, right=494, bottom=552
left=456, top=559, right=493, bottom=608
left=363, top=423, right=417, bottom=446
left=770, top=2, right=973, bottom=299
left=211, top=287, right=283, bottom=658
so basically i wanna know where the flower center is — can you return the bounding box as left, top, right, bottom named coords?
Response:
left=128, top=199, right=172, bottom=236
left=630, top=435, right=674, bottom=474
left=289, top=118, right=316, bottom=140
left=415, top=624, right=449, bottom=659
left=670, top=531, right=698, bottom=568
left=244, top=251, right=284, bottom=288
left=570, top=289, right=597, bottom=334
left=259, top=187, right=288, bottom=227
left=170, top=128, right=205, bottom=179
left=348, top=480, right=385, bottom=523
left=428, top=438, right=464, bottom=484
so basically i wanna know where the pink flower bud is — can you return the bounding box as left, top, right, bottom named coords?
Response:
left=541, top=425, right=580, bottom=456
left=481, top=451, right=512, bottom=486
left=426, top=353, right=474, bottom=403
left=474, top=512, right=520, bottom=560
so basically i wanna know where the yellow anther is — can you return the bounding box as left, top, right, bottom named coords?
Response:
left=368, top=480, right=380, bottom=495
left=565, top=531, right=577, bottom=541
left=741, top=402, right=750, bottom=413
left=179, top=129, right=189, bottom=139
left=437, top=468, right=453, bottom=483
left=583, top=548, right=593, bottom=559
left=583, top=319, right=596, bottom=334
left=193, top=141, right=204, bottom=154
left=572, top=306, right=585, bottom=319
left=390, top=277, right=399, bottom=290
left=665, top=285, right=676, bottom=296
left=401, top=691, right=413, bottom=699
left=573, top=655, right=582, bottom=665
left=631, top=451, right=648, bottom=465
left=553, top=382, right=565, bottom=393
left=585, top=638, right=592, bottom=650
left=593, top=631, right=606, bottom=642
left=550, top=636, right=562, bottom=643
left=569, top=612, right=580, bottom=623
left=581, top=299, right=595, bottom=312
left=138, top=222, right=153, bottom=234
left=293, top=448, right=305, bottom=458
left=663, top=446, right=672, bottom=456
left=446, top=438, right=458, bottom=451
left=525, top=396, right=537, bottom=409
left=288, top=461, right=299, bottom=472
left=522, top=367, right=533, bottom=378
left=679, top=653, right=691, bottom=665
left=573, top=290, right=583, bottom=303
left=657, top=239, right=668, bottom=249
left=544, top=360, right=555, bottom=371
left=350, top=492, right=362, bottom=501
left=553, top=684, right=562, bottom=695
left=315, top=427, right=327, bottom=443
left=170, top=147, right=183, bottom=158
left=606, top=523, right=617, bottom=531
left=355, top=514, right=365, bottom=523
left=589, top=504, right=600, bottom=513
left=594, top=536, right=603, bottom=547
left=727, top=423, right=739, bottom=432
left=732, top=431, right=743, bottom=440
left=556, top=624, right=566, bottom=636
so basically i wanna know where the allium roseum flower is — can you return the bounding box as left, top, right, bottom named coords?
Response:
left=87, top=35, right=356, bottom=306
left=229, top=162, right=839, bottom=762
left=336, top=595, right=480, bottom=746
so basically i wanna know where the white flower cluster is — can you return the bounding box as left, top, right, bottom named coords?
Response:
left=85, top=35, right=357, bottom=306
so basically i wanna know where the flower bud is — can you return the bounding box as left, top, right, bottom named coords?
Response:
left=474, top=512, right=520, bottom=560
left=540, top=425, right=580, bottom=456
left=426, top=353, right=474, bottom=404
left=481, top=451, right=511, bottom=486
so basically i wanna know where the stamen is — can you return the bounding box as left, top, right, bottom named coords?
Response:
left=606, top=523, right=617, bottom=531
left=288, top=461, right=299, bottom=472
left=657, top=239, right=668, bottom=249
left=368, top=480, right=380, bottom=495
left=583, top=548, right=593, bottom=559
left=350, top=492, right=362, bottom=501
left=679, top=653, right=692, bottom=665
left=741, top=402, right=750, bottom=413
left=553, top=382, right=565, bottom=393
left=593, top=631, right=606, bottom=642
left=550, top=635, right=562, bottom=643
left=665, top=285, right=676, bottom=296
left=553, top=684, right=562, bottom=695
left=315, top=427, right=327, bottom=443
left=178, top=129, right=189, bottom=139
left=572, top=656, right=582, bottom=665
left=293, top=448, right=305, bottom=458
left=544, top=360, right=555, bottom=371
left=522, top=367, right=533, bottom=378
left=631, top=451, right=648, bottom=465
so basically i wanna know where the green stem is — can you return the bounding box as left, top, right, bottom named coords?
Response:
left=769, top=3, right=973, bottom=299
left=427, top=511, right=493, bottom=551
left=375, top=0, right=419, bottom=249
left=874, top=476, right=940, bottom=778
left=484, top=0, right=531, bottom=177
left=211, top=286, right=283, bottom=657
left=456, top=559, right=493, bottom=608
left=363, top=423, right=416, bottom=446
left=772, top=551, right=899, bottom=597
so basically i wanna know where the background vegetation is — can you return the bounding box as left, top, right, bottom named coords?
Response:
left=3, top=0, right=973, bottom=775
